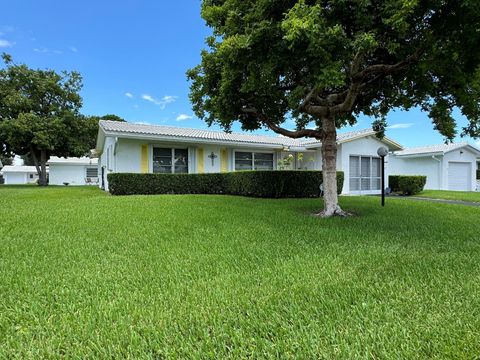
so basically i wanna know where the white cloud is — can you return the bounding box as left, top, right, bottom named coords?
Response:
left=33, top=47, right=63, bottom=55
left=388, top=123, right=414, bottom=129
left=176, top=114, right=193, bottom=121
left=70, top=46, right=78, bottom=53
left=141, top=94, right=177, bottom=109
left=0, top=39, right=13, bottom=48
left=125, top=92, right=134, bottom=99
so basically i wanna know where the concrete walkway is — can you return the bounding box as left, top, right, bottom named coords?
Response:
left=389, top=196, right=480, bottom=207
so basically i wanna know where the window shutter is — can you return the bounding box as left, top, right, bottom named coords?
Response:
left=197, top=148, right=204, bottom=173
left=141, top=145, right=149, bottom=173
left=220, top=148, right=228, bottom=172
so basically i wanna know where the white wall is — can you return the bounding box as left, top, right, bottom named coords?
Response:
left=98, top=136, right=117, bottom=190
left=4, top=173, right=26, bottom=184
left=389, top=155, right=442, bottom=190
left=4, top=172, right=38, bottom=184
left=389, top=147, right=479, bottom=191
left=49, top=164, right=95, bottom=186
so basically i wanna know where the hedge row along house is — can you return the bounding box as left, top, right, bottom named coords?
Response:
left=95, top=120, right=480, bottom=194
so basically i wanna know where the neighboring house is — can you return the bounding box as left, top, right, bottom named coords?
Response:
left=0, top=166, right=40, bottom=185
left=48, top=157, right=99, bottom=186
left=96, top=120, right=403, bottom=194
left=389, top=143, right=480, bottom=191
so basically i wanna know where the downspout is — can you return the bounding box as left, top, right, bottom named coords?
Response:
left=432, top=155, right=442, bottom=189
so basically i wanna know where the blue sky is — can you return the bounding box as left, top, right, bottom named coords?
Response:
left=0, top=0, right=478, bottom=148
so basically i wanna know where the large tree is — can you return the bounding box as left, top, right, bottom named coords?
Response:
left=188, top=0, right=480, bottom=216
left=0, top=54, right=92, bottom=185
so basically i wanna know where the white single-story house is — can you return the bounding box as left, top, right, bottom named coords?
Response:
left=389, top=143, right=480, bottom=191
left=0, top=165, right=41, bottom=185
left=96, top=120, right=404, bottom=194
left=48, top=157, right=99, bottom=186
left=95, top=120, right=480, bottom=194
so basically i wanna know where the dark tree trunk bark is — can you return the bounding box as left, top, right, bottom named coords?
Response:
left=39, top=149, right=48, bottom=186
left=30, top=148, right=48, bottom=186
left=319, top=116, right=347, bottom=217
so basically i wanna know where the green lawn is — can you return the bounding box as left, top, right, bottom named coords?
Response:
left=1, top=186, right=479, bottom=358
left=418, top=189, right=480, bottom=203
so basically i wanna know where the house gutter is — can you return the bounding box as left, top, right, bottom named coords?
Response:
left=432, top=155, right=443, bottom=189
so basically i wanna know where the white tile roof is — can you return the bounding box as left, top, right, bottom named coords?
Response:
left=100, top=120, right=300, bottom=146
left=99, top=120, right=401, bottom=149
left=395, top=142, right=480, bottom=156
left=0, top=165, right=38, bottom=173
left=48, top=157, right=98, bottom=166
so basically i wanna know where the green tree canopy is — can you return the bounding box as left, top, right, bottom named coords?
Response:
left=188, top=0, right=480, bottom=216
left=0, top=54, right=90, bottom=185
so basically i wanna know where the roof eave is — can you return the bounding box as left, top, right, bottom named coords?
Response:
left=394, top=151, right=444, bottom=158
left=95, top=126, right=107, bottom=154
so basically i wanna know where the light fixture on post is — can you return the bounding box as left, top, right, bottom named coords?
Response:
left=377, top=146, right=389, bottom=207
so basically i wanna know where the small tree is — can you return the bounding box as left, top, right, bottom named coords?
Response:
left=0, top=54, right=91, bottom=185
left=188, top=0, right=480, bottom=216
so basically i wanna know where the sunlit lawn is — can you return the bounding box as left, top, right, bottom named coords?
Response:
left=0, top=186, right=479, bottom=358
left=418, top=189, right=480, bottom=203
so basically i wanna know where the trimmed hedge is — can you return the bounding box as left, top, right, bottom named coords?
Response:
left=108, top=171, right=344, bottom=198
left=389, top=175, right=427, bottom=195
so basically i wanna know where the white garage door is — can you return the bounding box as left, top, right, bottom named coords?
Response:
left=448, top=162, right=471, bottom=191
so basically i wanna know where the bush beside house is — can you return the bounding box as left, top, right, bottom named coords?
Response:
left=389, top=175, right=427, bottom=195
left=108, top=171, right=344, bottom=198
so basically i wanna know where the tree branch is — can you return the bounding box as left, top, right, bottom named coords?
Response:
left=241, top=107, right=321, bottom=139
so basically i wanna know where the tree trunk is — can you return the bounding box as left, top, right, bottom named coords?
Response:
left=30, top=148, right=48, bottom=186
left=319, top=116, right=348, bottom=217
left=39, top=149, right=48, bottom=186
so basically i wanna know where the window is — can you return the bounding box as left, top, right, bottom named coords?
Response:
left=349, top=156, right=381, bottom=192
left=235, top=152, right=274, bottom=171
left=29, top=174, right=34, bottom=179
left=153, top=148, right=188, bottom=174
left=86, top=167, right=98, bottom=178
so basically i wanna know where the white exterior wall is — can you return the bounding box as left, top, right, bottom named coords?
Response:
left=389, top=147, right=478, bottom=191
left=338, top=136, right=392, bottom=195
left=98, top=136, right=118, bottom=190
left=3, top=172, right=38, bottom=184
left=49, top=164, right=94, bottom=186
left=388, top=155, right=442, bottom=190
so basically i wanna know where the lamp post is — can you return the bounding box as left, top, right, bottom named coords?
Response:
left=377, top=146, right=389, bottom=207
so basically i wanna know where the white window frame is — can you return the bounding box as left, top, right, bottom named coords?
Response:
left=233, top=150, right=275, bottom=171
left=152, top=147, right=189, bottom=174
left=349, top=155, right=382, bottom=193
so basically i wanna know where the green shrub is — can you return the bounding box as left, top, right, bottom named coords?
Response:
left=389, top=175, right=427, bottom=195
left=108, top=171, right=344, bottom=198
left=107, top=173, right=226, bottom=196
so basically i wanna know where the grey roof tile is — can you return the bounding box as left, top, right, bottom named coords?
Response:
left=394, top=142, right=480, bottom=156
left=99, top=120, right=400, bottom=149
